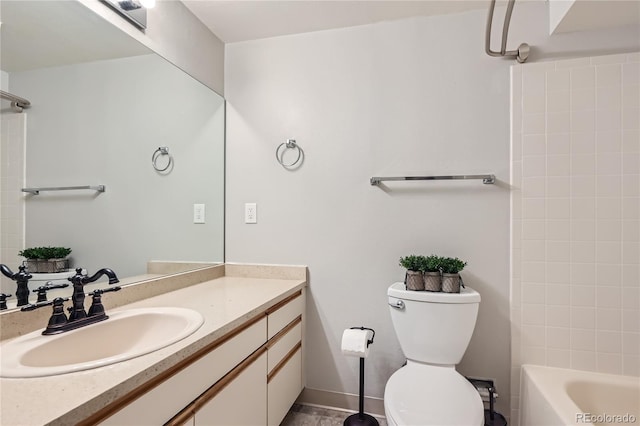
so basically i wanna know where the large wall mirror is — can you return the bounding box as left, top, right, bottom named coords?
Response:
left=0, top=1, right=225, bottom=310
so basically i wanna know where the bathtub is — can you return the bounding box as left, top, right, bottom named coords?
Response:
left=520, top=365, right=639, bottom=426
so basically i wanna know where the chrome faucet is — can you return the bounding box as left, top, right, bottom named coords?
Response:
left=20, top=267, right=121, bottom=335
left=0, top=264, right=32, bottom=306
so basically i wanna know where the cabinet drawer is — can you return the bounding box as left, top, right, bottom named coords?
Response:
left=194, top=352, right=267, bottom=425
left=267, top=345, right=303, bottom=426
left=267, top=292, right=303, bottom=339
left=100, top=317, right=267, bottom=426
left=268, top=320, right=301, bottom=373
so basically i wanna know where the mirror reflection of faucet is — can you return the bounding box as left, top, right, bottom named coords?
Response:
left=19, top=267, right=121, bottom=335
left=0, top=293, right=12, bottom=310
left=33, top=281, right=70, bottom=303
left=0, top=264, right=33, bottom=306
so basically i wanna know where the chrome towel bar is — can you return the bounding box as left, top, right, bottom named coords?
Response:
left=370, top=174, right=495, bottom=186
left=22, top=185, right=106, bottom=195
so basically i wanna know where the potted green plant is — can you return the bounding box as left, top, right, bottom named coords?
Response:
left=440, top=257, right=467, bottom=293
left=18, top=246, right=72, bottom=273
left=399, top=255, right=425, bottom=291
left=421, top=255, right=442, bottom=292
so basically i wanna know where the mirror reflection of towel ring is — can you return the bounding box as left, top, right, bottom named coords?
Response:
left=276, top=139, right=304, bottom=169
left=152, top=147, right=173, bottom=172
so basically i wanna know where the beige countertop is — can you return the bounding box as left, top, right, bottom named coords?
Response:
left=0, top=265, right=306, bottom=426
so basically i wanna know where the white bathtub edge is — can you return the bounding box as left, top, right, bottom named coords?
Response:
left=520, top=364, right=639, bottom=426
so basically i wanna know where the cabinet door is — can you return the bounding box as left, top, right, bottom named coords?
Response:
left=267, top=345, right=302, bottom=426
left=195, top=352, right=267, bottom=426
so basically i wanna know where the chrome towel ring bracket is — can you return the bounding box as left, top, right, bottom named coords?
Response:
left=276, top=139, right=304, bottom=169
left=152, top=146, right=173, bottom=173
left=485, top=0, right=530, bottom=63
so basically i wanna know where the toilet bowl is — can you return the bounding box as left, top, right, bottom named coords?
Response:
left=384, top=282, right=483, bottom=425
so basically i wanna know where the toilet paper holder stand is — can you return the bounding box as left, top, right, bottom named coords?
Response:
left=344, top=326, right=379, bottom=426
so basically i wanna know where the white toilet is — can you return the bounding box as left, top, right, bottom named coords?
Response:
left=384, top=282, right=483, bottom=426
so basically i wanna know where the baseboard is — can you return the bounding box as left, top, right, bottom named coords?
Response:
left=296, top=387, right=386, bottom=417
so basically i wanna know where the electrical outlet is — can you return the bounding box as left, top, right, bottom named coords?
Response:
left=245, top=203, right=257, bottom=224
left=193, top=204, right=205, bottom=224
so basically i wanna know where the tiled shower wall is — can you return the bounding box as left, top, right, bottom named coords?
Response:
left=0, top=113, right=26, bottom=294
left=510, top=53, right=639, bottom=422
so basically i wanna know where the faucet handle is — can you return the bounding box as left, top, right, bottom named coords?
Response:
left=0, top=293, right=12, bottom=311
left=88, top=286, right=122, bottom=296
left=33, top=281, right=70, bottom=303
left=22, top=297, right=70, bottom=333
left=87, top=286, right=121, bottom=317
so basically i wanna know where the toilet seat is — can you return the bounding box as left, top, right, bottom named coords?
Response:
left=384, top=363, right=484, bottom=426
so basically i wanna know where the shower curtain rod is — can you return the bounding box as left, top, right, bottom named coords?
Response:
left=1, top=90, right=31, bottom=112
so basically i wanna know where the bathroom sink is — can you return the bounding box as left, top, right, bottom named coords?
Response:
left=0, top=307, right=204, bottom=378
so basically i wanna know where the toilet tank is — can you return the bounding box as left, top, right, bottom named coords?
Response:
left=388, top=282, right=480, bottom=365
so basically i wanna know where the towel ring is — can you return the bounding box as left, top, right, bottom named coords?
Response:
left=152, top=147, right=173, bottom=172
left=276, top=139, right=303, bottom=168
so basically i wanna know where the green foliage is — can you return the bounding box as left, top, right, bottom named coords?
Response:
left=19, top=246, right=72, bottom=260
left=440, top=257, right=467, bottom=274
left=422, top=255, right=442, bottom=273
left=399, top=255, right=424, bottom=271
left=401, top=254, right=467, bottom=274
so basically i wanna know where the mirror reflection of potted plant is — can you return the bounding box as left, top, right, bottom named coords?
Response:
left=18, top=246, right=72, bottom=273
left=399, top=255, right=425, bottom=291
left=440, top=257, right=467, bottom=293
left=422, top=255, right=442, bottom=292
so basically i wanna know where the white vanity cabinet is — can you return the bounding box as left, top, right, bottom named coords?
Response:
left=89, top=289, right=305, bottom=426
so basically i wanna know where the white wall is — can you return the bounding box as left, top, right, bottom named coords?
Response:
left=225, top=1, right=639, bottom=417
left=79, top=0, right=225, bottom=95
left=10, top=54, right=224, bottom=278
left=511, top=52, right=639, bottom=423
left=1, top=70, right=8, bottom=91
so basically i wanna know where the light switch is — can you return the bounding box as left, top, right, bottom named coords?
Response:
left=193, top=204, right=205, bottom=224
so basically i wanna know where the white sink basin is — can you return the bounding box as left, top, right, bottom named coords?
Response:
left=0, top=307, right=204, bottom=378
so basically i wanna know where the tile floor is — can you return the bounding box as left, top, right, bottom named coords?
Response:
left=281, top=404, right=388, bottom=426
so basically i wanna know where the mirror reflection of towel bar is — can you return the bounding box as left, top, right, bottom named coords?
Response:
left=22, top=185, right=106, bottom=195
left=0, top=90, right=31, bottom=112
left=370, top=175, right=495, bottom=186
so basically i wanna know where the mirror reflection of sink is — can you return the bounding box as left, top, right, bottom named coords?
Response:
left=0, top=307, right=204, bottom=378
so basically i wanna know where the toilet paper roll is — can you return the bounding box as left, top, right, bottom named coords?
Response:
left=341, top=328, right=373, bottom=358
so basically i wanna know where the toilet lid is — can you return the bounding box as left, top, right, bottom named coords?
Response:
left=384, top=364, right=484, bottom=426
left=388, top=282, right=481, bottom=304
